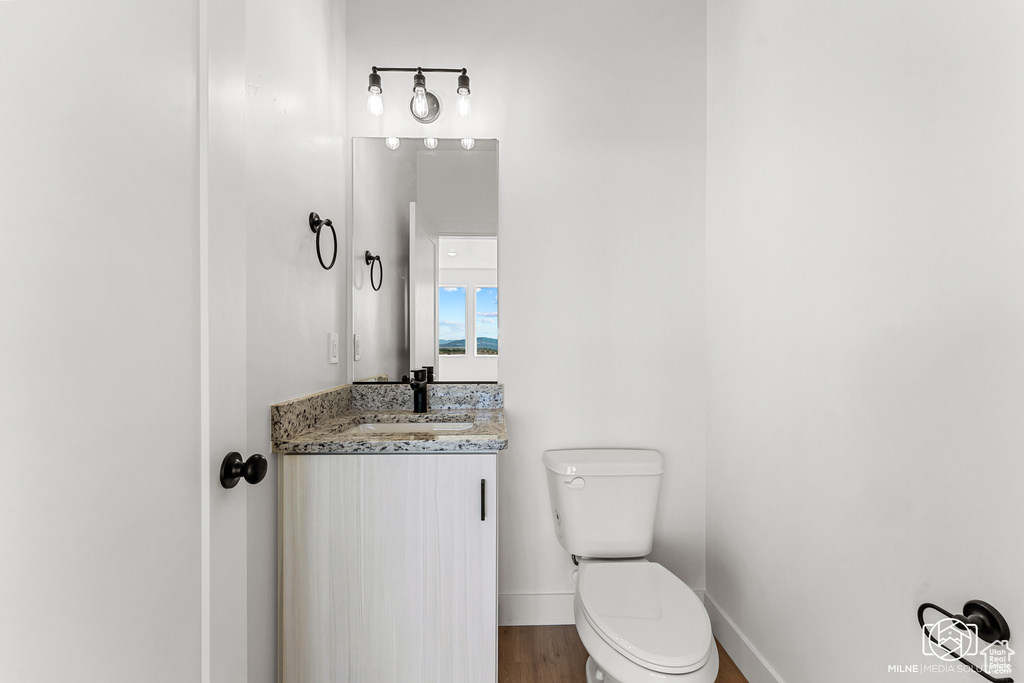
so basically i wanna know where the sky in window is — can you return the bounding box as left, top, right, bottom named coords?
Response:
left=476, top=287, right=497, bottom=340
left=438, top=286, right=466, bottom=341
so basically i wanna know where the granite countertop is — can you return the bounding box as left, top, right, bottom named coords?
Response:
left=271, top=383, right=507, bottom=454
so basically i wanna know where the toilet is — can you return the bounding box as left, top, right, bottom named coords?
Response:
left=543, top=449, right=719, bottom=683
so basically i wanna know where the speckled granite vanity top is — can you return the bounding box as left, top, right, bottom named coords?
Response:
left=271, top=383, right=507, bottom=453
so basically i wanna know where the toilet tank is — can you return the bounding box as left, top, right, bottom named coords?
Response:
left=543, top=449, right=663, bottom=558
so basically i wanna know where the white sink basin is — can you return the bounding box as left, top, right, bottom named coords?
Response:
left=345, top=422, right=475, bottom=435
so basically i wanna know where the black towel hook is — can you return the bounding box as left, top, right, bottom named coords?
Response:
left=365, top=250, right=383, bottom=291
left=309, top=212, right=337, bottom=270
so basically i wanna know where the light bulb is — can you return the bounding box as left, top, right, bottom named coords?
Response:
left=367, top=70, right=383, bottom=117
left=423, top=137, right=438, bottom=149
left=461, top=137, right=475, bottom=150
left=412, top=89, right=429, bottom=118
left=367, top=92, right=383, bottom=117
left=411, top=71, right=429, bottom=119
left=385, top=137, right=400, bottom=150
left=457, top=94, right=472, bottom=118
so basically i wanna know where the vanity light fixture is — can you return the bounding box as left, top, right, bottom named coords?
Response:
left=461, top=137, right=475, bottom=150
left=385, top=136, right=400, bottom=150
left=366, top=66, right=471, bottom=124
left=423, top=137, right=438, bottom=149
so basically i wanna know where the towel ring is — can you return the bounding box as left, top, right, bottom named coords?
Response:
left=309, top=212, right=337, bottom=270
left=365, top=251, right=383, bottom=291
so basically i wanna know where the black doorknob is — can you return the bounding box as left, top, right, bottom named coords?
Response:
left=220, top=452, right=268, bottom=489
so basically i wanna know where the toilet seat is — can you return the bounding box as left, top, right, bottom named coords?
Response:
left=578, top=561, right=713, bottom=675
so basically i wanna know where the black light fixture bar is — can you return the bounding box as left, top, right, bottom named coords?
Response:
left=371, top=66, right=467, bottom=75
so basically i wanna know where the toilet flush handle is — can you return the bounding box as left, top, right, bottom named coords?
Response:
left=564, top=477, right=585, bottom=490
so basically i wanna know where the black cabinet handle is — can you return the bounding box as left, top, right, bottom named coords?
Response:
left=220, top=452, right=268, bottom=489
left=480, top=478, right=486, bottom=521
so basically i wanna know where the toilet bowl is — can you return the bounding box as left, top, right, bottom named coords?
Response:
left=573, top=560, right=718, bottom=683
left=543, top=449, right=719, bottom=683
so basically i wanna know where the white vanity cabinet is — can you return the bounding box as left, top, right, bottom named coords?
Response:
left=281, top=451, right=498, bottom=683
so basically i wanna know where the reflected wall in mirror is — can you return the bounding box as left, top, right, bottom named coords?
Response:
left=352, top=137, right=498, bottom=382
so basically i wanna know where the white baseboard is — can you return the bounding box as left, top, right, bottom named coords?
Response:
left=704, top=592, right=785, bottom=683
left=499, top=593, right=575, bottom=625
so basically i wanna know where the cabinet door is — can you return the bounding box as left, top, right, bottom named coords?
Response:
left=281, top=452, right=497, bottom=683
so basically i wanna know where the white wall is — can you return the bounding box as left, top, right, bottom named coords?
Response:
left=706, top=2, right=1024, bottom=681
left=244, top=0, right=347, bottom=681
left=348, top=0, right=707, bottom=621
left=0, top=2, right=202, bottom=680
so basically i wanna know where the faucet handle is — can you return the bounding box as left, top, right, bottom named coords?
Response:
left=421, top=365, right=434, bottom=382
left=412, top=369, right=427, bottom=382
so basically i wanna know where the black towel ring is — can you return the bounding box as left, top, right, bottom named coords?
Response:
left=309, top=212, right=337, bottom=270
left=365, top=251, right=383, bottom=291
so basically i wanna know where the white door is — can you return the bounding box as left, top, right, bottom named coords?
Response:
left=0, top=2, right=248, bottom=682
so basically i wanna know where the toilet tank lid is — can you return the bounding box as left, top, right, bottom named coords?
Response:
left=542, top=449, right=663, bottom=476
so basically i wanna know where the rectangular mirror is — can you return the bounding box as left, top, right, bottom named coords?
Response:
left=352, top=137, right=498, bottom=383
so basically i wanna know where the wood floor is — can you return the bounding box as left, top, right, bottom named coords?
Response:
left=498, top=625, right=748, bottom=683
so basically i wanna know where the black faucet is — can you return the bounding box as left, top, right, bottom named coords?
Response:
left=410, top=369, right=429, bottom=413
left=422, top=365, right=434, bottom=383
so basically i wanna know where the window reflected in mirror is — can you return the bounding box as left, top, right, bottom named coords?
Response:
left=475, top=287, right=498, bottom=356
left=439, top=286, right=467, bottom=355
left=438, top=235, right=497, bottom=380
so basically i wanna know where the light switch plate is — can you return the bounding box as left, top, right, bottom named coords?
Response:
left=329, top=333, right=339, bottom=364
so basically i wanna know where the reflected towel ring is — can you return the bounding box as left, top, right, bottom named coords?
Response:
left=309, top=212, right=337, bottom=270
left=365, top=251, right=383, bottom=291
